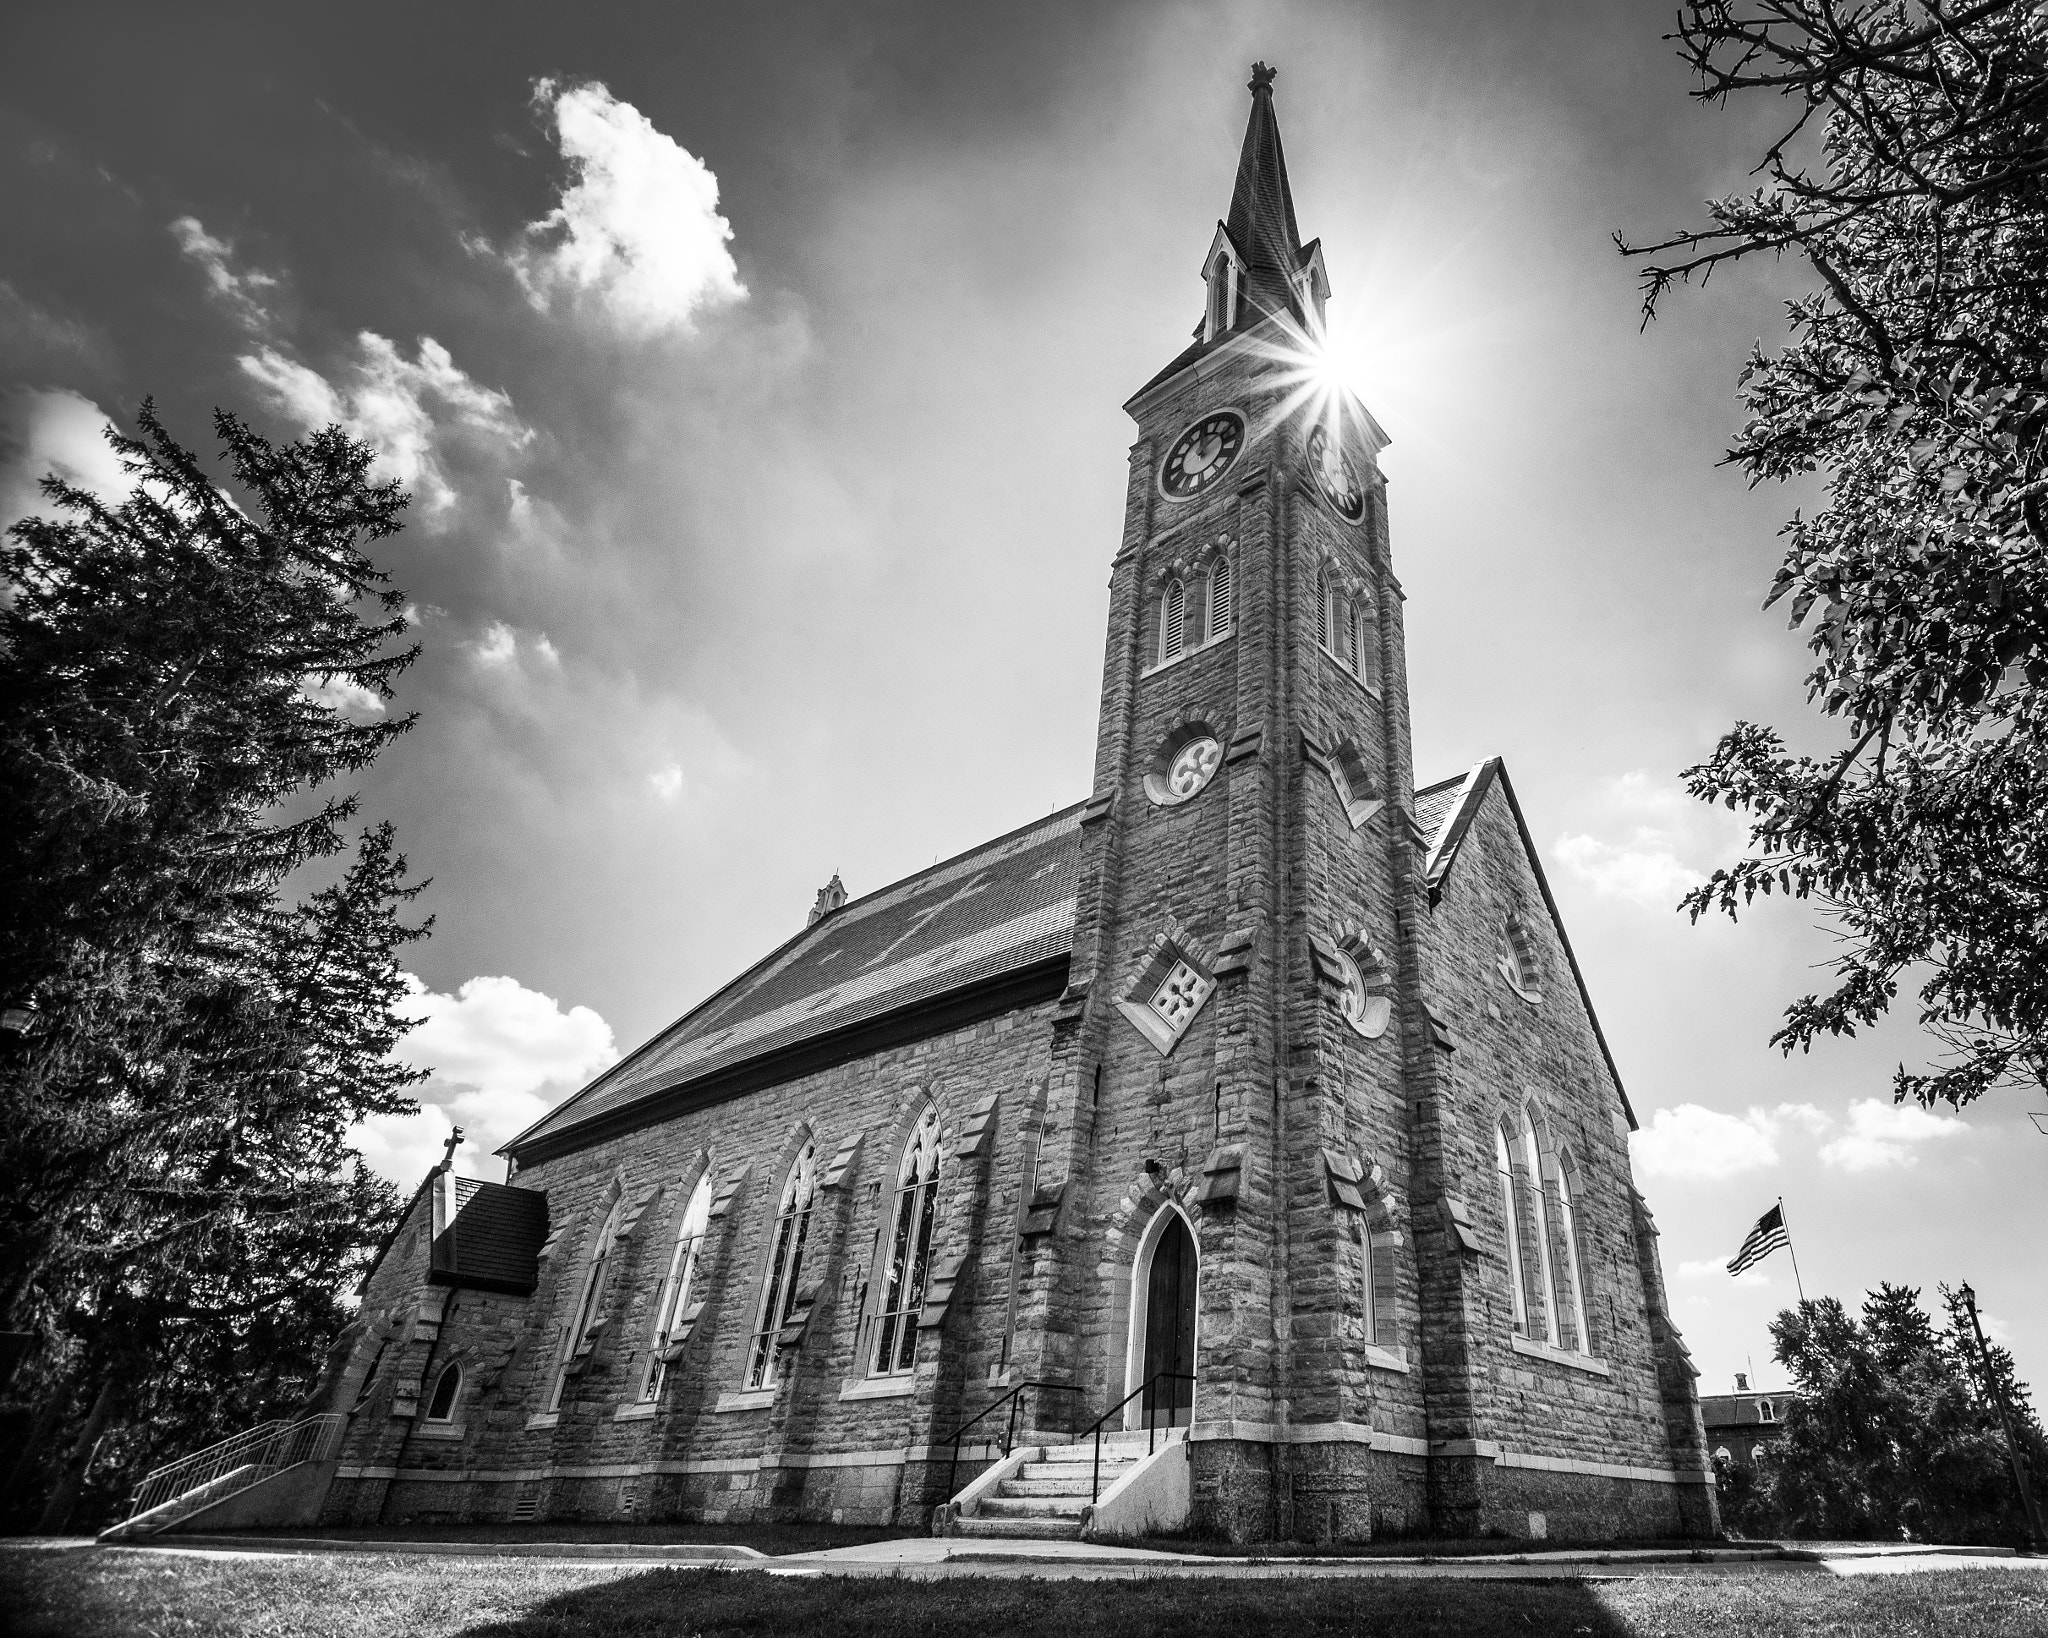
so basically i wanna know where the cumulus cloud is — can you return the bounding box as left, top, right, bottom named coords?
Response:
left=240, top=332, right=531, bottom=512
left=498, top=78, right=746, bottom=336
left=1632, top=1101, right=1829, bottom=1181
left=300, top=673, right=388, bottom=717
left=353, top=972, right=619, bottom=1183
left=170, top=215, right=276, bottom=330
left=0, top=387, right=131, bottom=530
left=1552, top=770, right=1741, bottom=909
left=470, top=619, right=560, bottom=671
left=649, top=762, right=684, bottom=801
left=1818, top=1097, right=1966, bottom=1173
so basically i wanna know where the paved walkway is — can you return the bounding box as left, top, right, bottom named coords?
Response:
left=14, top=1533, right=2037, bottom=1582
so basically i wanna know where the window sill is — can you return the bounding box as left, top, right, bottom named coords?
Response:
left=1140, top=627, right=1233, bottom=680
left=714, top=1388, right=777, bottom=1414
left=1510, top=1334, right=1612, bottom=1377
left=415, top=1422, right=465, bottom=1440
left=1318, top=643, right=1382, bottom=700
left=523, top=1412, right=559, bottom=1431
left=1362, top=1345, right=1410, bottom=1375
left=613, top=1402, right=658, bottom=1422
left=839, top=1375, right=917, bottom=1402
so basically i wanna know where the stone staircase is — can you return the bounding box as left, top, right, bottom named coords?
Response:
left=949, top=1439, right=1150, bottom=1540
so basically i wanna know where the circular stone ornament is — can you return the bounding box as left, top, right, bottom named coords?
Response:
left=1306, top=424, right=1365, bottom=523
left=1160, top=410, right=1246, bottom=501
left=1334, top=947, right=1392, bottom=1039
left=1145, top=734, right=1223, bottom=806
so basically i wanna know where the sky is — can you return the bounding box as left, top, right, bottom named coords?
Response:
left=3, top=0, right=2041, bottom=1400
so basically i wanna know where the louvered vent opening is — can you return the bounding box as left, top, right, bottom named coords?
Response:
left=1162, top=580, right=1186, bottom=661
left=1209, top=558, right=1232, bottom=636
left=1315, top=574, right=1330, bottom=649
left=512, top=1490, right=540, bottom=1523
left=1337, top=596, right=1357, bottom=670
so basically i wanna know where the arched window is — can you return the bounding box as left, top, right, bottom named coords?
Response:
left=643, top=1170, right=714, bottom=1402
left=1521, top=1114, right=1561, bottom=1347
left=746, top=1142, right=818, bottom=1390
left=1207, top=557, right=1233, bottom=639
left=1160, top=579, right=1187, bottom=663
left=1352, top=598, right=1378, bottom=686
left=1315, top=570, right=1331, bottom=651
left=1206, top=252, right=1236, bottom=336
left=1494, top=1127, right=1528, bottom=1335
left=425, top=1361, right=462, bottom=1423
left=1758, top=1398, right=1776, bottom=1424
left=870, top=1108, right=944, bottom=1377
left=550, top=1194, right=626, bottom=1411
left=1498, top=915, right=1542, bottom=1004
left=1556, top=1155, right=1592, bottom=1355
left=1358, top=1221, right=1378, bottom=1346
left=1335, top=592, right=1357, bottom=670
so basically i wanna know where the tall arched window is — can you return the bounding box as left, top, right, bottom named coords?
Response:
left=1358, top=1222, right=1377, bottom=1346
left=1555, top=1155, right=1592, bottom=1356
left=1352, top=598, right=1378, bottom=686
left=1315, top=570, right=1331, bottom=651
left=1494, top=1127, right=1528, bottom=1335
left=1335, top=592, right=1357, bottom=670
left=550, top=1195, right=626, bottom=1411
left=643, top=1169, right=714, bottom=1402
left=1206, top=252, right=1236, bottom=337
left=425, top=1361, right=462, bottom=1423
left=1521, top=1114, right=1561, bottom=1346
left=1160, top=579, right=1187, bottom=663
left=870, top=1107, right=944, bottom=1377
left=1207, top=557, right=1233, bottom=639
left=746, top=1143, right=818, bottom=1390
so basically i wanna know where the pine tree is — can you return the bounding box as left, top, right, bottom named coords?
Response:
left=0, top=404, right=428, bottom=1528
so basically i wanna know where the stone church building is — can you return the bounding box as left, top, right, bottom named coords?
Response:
left=311, top=67, right=1716, bottom=1544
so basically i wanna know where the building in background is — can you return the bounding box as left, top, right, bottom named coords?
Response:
left=1700, top=1373, right=1790, bottom=1477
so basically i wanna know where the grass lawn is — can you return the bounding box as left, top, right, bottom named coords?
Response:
left=3, top=1551, right=2043, bottom=1638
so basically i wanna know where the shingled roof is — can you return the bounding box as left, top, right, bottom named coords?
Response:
left=505, top=804, right=1086, bottom=1163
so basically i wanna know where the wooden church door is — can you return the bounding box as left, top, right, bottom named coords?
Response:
left=1140, top=1212, right=1198, bottom=1427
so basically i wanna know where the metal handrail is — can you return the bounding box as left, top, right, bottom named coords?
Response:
left=124, top=1413, right=346, bottom=1522
left=1077, top=1370, right=1195, bottom=1502
left=940, top=1378, right=1084, bottom=1499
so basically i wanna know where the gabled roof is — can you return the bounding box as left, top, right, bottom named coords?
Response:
left=430, top=1178, right=549, bottom=1295
left=506, top=804, right=1086, bottom=1162
left=1418, top=758, right=1639, bottom=1130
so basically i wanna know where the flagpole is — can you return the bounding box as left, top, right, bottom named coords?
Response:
left=1778, top=1195, right=1808, bottom=1305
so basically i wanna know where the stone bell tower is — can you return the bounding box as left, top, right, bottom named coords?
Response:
left=1008, top=61, right=1440, bottom=1539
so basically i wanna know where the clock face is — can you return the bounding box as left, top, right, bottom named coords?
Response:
left=1160, top=410, right=1245, bottom=501
left=1306, top=424, right=1365, bottom=523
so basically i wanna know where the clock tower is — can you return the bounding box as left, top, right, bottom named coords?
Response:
left=1005, top=62, right=1712, bottom=1541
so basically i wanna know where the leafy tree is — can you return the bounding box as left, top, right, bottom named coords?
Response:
left=1743, top=1285, right=2043, bottom=1544
left=0, top=404, right=428, bottom=1528
left=1623, top=2, right=2048, bottom=1108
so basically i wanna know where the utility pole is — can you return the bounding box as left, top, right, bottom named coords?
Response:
left=1958, top=1282, right=2047, bottom=1553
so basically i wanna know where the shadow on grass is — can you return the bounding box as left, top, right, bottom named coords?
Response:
left=450, top=1568, right=1638, bottom=1638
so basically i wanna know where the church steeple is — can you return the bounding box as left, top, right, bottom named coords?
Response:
left=1203, top=63, right=1328, bottom=342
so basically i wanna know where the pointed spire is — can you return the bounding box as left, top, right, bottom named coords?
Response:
left=1213, top=62, right=1322, bottom=334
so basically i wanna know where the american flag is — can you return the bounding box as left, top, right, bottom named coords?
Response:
left=1727, top=1204, right=1790, bottom=1276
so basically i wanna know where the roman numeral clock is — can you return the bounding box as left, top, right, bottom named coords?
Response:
left=1159, top=409, right=1246, bottom=500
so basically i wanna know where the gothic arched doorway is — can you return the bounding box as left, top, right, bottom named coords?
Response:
left=1127, top=1206, right=1198, bottom=1429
